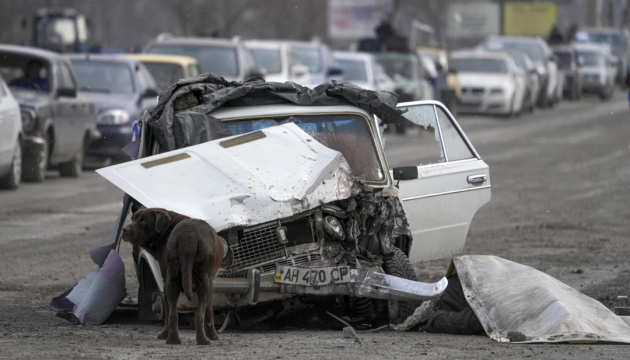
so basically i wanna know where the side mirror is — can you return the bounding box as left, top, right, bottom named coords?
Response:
left=327, top=66, right=344, bottom=76
left=392, top=166, right=419, bottom=181
left=448, top=67, right=458, bottom=75
left=57, top=88, right=77, bottom=97
left=143, top=88, right=160, bottom=97
left=245, top=67, right=265, bottom=80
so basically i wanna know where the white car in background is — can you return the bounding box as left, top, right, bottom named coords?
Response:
left=243, top=40, right=311, bottom=85
left=451, top=50, right=526, bottom=117
left=0, top=75, right=22, bottom=189
left=333, top=51, right=395, bottom=92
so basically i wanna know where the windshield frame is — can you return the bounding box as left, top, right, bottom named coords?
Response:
left=219, top=111, right=388, bottom=185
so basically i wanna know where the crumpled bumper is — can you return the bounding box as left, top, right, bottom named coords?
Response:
left=209, top=268, right=447, bottom=307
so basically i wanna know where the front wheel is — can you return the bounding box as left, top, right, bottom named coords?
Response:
left=382, top=247, right=419, bottom=324
left=22, top=134, right=48, bottom=183
left=0, top=140, right=22, bottom=189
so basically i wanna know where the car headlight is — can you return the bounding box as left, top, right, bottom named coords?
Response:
left=536, top=64, right=547, bottom=76
left=98, top=109, right=130, bottom=125
left=20, top=109, right=37, bottom=132
left=323, top=216, right=345, bottom=241
left=490, top=88, right=504, bottom=94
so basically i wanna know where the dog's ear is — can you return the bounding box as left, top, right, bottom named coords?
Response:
left=131, top=209, right=144, bottom=222
left=153, top=209, right=171, bottom=233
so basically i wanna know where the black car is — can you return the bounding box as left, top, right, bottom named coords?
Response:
left=553, top=45, right=583, bottom=100
left=0, top=45, right=98, bottom=182
left=67, top=54, right=159, bottom=166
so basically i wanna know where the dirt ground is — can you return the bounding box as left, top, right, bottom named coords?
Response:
left=1, top=93, right=629, bottom=359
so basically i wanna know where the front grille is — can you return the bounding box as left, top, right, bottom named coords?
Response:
left=230, top=221, right=286, bottom=269
left=219, top=253, right=323, bottom=277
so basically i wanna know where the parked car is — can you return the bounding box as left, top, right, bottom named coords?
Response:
left=0, top=45, right=98, bottom=182
left=574, top=43, right=616, bottom=100
left=374, top=52, right=433, bottom=133
left=143, top=36, right=262, bottom=81
left=67, top=54, right=160, bottom=166
left=553, top=45, right=583, bottom=100
left=450, top=50, right=526, bottom=117
left=0, top=76, right=22, bottom=189
left=122, top=54, right=200, bottom=92
left=485, top=49, right=539, bottom=113
left=574, top=27, right=630, bottom=88
left=243, top=40, right=311, bottom=85
left=479, top=36, right=559, bottom=107
left=282, top=41, right=344, bottom=86
left=333, top=51, right=394, bottom=92
left=96, top=78, right=490, bottom=326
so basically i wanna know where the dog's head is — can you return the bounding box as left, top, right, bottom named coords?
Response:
left=122, top=208, right=172, bottom=247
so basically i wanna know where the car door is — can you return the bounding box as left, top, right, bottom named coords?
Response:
left=387, top=101, right=491, bottom=263
left=55, top=60, right=85, bottom=158
left=0, top=78, right=20, bottom=167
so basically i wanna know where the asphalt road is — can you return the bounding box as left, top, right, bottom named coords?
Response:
left=0, top=92, right=629, bottom=359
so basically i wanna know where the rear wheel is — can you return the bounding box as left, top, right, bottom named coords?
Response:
left=382, top=247, right=419, bottom=324
left=0, top=140, right=22, bottom=190
left=59, top=138, right=85, bottom=177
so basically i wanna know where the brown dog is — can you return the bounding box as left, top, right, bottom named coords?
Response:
left=121, top=208, right=223, bottom=345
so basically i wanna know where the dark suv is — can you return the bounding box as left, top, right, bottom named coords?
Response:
left=0, top=45, right=98, bottom=182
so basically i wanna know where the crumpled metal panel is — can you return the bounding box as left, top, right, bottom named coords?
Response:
left=97, top=123, right=358, bottom=232
left=279, top=269, right=447, bottom=301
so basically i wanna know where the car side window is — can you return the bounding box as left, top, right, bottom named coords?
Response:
left=58, top=62, right=76, bottom=90
left=435, top=106, right=475, bottom=161
left=391, top=104, right=445, bottom=167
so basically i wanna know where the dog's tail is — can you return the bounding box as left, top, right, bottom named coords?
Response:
left=181, top=258, right=194, bottom=302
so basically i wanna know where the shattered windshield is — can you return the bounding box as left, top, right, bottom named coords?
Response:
left=224, top=113, right=384, bottom=181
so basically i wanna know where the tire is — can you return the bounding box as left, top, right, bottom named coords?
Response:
left=22, top=133, right=49, bottom=183
left=382, top=247, right=419, bottom=324
left=0, top=140, right=22, bottom=190
left=58, top=139, right=84, bottom=177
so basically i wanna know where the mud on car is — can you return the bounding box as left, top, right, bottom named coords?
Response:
left=97, top=74, right=491, bottom=328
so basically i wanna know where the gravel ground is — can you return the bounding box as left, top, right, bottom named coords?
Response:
left=0, top=93, right=629, bottom=359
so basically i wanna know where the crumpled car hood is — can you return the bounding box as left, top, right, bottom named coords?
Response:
left=97, top=123, right=358, bottom=231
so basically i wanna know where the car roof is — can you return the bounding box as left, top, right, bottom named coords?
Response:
left=333, top=51, right=372, bottom=61
left=65, top=53, right=139, bottom=66
left=0, top=44, right=61, bottom=60
left=573, top=43, right=609, bottom=52
left=451, top=50, right=508, bottom=60
left=147, top=37, right=238, bottom=47
left=209, top=103, right=372, bottom=120
left=121, top=53, right=198, bottom=65
left=485, top=35, right=543, bottom=44
left=243, top=40, right=289, bottom=50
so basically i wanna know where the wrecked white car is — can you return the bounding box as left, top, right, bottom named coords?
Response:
left=54, top=75, right=490, bottom=327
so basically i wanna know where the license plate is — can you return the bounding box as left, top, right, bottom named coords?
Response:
left=274, top=265, right=351, bottom=286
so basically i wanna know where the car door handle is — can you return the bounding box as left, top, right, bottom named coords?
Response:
left=467, top=174, right=487, bottom=184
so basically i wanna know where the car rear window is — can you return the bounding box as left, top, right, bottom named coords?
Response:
left=336, top=58, right=368, bottom=82
left=70, top=60, right=135, bottom=94
left=141, top=61, right=184, bottom=91
left=451, top=57, right=508, bottom=74
left=249, top=48, right=282, bottom=75
left=146, top=44, right=238, bottom=78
